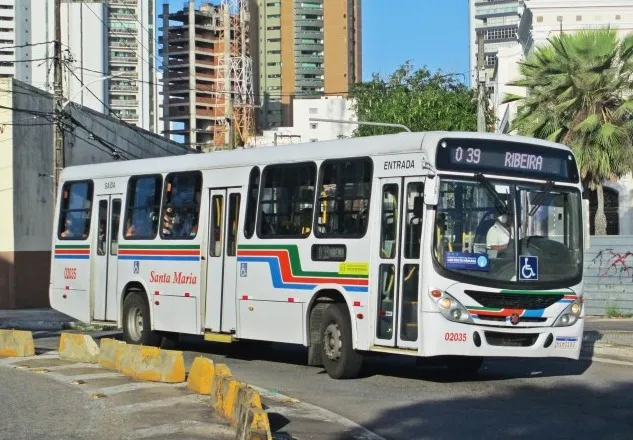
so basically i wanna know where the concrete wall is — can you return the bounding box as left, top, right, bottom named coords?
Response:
left=292, top=96, right=355, bottom=141
left=0, top=78, right=191, bottom=309
left=584, top=236, right=633, bottom=316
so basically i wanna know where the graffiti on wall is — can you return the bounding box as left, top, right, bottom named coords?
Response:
left=591, top=249, right=633, bottom=279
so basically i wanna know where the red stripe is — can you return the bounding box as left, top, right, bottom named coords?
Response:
left=118, top=249, right=200, bottom=256
left=55, top=249, right=90, bottom=255
left=470, top=308, right=523, bottom=317
left=238, top=249, right=368, bottom=286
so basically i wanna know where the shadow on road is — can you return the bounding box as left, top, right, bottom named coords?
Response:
left=334, top=380, right=633, bottom=440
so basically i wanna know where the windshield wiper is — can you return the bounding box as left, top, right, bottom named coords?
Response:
left=475, top=173, right=508, bottom=215
left=529, top=181, right=555, bottom=216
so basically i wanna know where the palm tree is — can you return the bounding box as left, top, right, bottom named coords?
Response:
left=504, top=28, right=633, bottom=235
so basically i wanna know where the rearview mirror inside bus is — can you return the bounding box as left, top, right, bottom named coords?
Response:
left=424, top=177, right=439, bottom=205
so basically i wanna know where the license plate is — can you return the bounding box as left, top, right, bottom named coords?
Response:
left=554, top=336, right=578, bottom=349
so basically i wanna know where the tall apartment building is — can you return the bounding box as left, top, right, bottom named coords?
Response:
left=251, top=0, right=361, bottom=129
left=0, top=0, right=159, bottom=133
left=468, top=0, right=521, bottom=97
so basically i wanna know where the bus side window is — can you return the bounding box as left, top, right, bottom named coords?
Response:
left=160, top=172, right=202, bottom=240
left=124, top=175, right=162, bottom=240
left=58, top=180, right=94, bottom=241
left=244, top=167, right=260, bottom=239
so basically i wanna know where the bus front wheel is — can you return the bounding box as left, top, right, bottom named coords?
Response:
left=122, top=292, right=162, bottom=347
left=320, top=303, right=363, bottom=379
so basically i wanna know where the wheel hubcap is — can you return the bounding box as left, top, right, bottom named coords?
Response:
left=127, top=306, right=143, bottom=341
left=323, top=323, right=342, bottom=361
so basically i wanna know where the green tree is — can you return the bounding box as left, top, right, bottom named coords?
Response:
left=349, top=62, right=491, bottom=137
left=505, top=29, right=633, bottom=235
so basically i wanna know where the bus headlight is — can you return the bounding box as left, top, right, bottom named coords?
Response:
left=429, top=289, right=473, bottom=324
left=553, top=300, right=583, bottom=327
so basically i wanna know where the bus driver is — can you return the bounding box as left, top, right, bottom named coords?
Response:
left=486, top=213, right=511, bottom=254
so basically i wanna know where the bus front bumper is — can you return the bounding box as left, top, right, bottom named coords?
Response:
left=421, top=312, right=584, bottom=360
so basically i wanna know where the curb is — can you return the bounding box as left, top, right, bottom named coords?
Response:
left=58, top=333, right=100, bottom=363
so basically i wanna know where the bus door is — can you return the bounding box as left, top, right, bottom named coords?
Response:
left=92, top=196, right=122, bottom=322
left=372, top=177, right=424, bottom=350
left=204, top=188, right=242, bottom=333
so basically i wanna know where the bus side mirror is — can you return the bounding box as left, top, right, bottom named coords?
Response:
left=583, top=199, right=590, bottom=249
left=424, top=177, right=439, bottom=206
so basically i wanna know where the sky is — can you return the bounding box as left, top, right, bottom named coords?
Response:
left=164, top=0, right=470, bottom=83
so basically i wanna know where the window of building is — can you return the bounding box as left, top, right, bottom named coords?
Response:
left=485, top=54, right=496, bottom=67
left=301, top=2, right=322, bottom=8
left=258, top=162, right=317, bottom=238
left=244, top=167, right=260, bottom=239
left=160, top=172, right=202, bottom=240
left=266, top=2, right=281, bottom=6
left=301, top=26, right=322, bottom=32
left=309, top=107, right=318, bottom=114
left=267, top=50, right=281, bottom=55
left=576, top=15, right=582, bottom=21
left=267, top=26, right=281, bottom=31
left=267, top=61, right=280, bottom=66
left=484, top=26, right=517, bottom=41
left=58, top=180, right=94, bottom=240
left=124, top=175, right=162, bottom=240
left=315, top=158, right=372, bottom=238
left=267, top=14, right=281, bottom=19
left=310, top=122, right=318, bottom=129
left=267, top=38, right=281, bottom=43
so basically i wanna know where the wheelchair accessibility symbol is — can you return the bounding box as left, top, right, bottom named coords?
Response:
left=519, top=256, right=538, bottom=281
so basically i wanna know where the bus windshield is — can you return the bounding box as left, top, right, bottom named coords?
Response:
left=433, top=177, right=582, bottom=285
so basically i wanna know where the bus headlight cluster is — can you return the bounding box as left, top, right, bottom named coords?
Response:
left=429, top=289, right=473, bottom=324
left=553, top=299, right=583, bottom=327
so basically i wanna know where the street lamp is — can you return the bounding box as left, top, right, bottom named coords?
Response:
left=62, top=72, right=127, bottom=109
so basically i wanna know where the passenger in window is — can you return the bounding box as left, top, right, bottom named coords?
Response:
left=98, top=221, right=106, bottom=254
left=60, top=217, right=74, bottom=238
left=162, top=204, right=175, bottom=237
left=125, top=219, right=136, bottom=238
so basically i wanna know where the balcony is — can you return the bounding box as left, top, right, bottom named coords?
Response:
left=109, top=0, right=137, bottom=5
left=295, top=30, right=322, bottom=40
left=110, top=99, right=139, bottom=107
left=109, top=83, right=137, bottom=92
left=110, top=55, right=138, bottom=64
left=110, top=70, right=137, bottom=78
left=110, top=40, right=138, bottom=49
left=109, top=28, right=137, bottom=35
left=111, top=13, right=135, bottom=21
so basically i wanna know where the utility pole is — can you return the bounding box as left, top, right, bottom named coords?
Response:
left=476, top=30, right=487, bottom=132
left=53, top=0, right=64, bottom=207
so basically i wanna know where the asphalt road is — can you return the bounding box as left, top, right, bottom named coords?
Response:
left=8, top=331, right=633, bottom=440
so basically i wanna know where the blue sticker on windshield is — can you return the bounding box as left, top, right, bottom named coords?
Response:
left=445, top=252, right=490, bottom=271
left=519, top=256, right=538, bottom=280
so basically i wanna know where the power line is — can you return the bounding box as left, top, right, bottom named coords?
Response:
left=68, top=113, right=138, bottom=160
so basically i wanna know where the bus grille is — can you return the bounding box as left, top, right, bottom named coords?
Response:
left=484, top=331, right=539, bottom=347
left=464, top=290, right=563, bottom=310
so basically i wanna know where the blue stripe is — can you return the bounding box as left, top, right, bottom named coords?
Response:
left=118, top=255, right=200, bottom=261
left=237, top=256, right=368, bottom=293
left=54, top=255, right=90, bottom=260
left=522, top=309, right=544, bottom=318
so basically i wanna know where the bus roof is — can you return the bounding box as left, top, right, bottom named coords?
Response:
left=60, top=131, right=573, bottom=181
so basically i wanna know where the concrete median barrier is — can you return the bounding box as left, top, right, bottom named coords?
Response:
left=231, top=386, right=264, bottom=428
left=98, top=338, right=126, bottom=370
left=0, top=329, right=35, bottom=357
left=211, top=373, right=243, bottom=419
left=235, top=405, right=272, bottom=440
left=58, top=333, right=100, bottom=363
left=118, top=344, right=185, bottom=383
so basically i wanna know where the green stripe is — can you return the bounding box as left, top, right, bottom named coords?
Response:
left=55, top=244, right=90, bottom=249
left=238, top=244, right=368, bottom=279
left=499, top=290, right=569, bottom=296
left=118, top=244, right=200, bottom=250
left=467, top=306, right=503, bottom=311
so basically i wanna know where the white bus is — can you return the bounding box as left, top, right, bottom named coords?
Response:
left=49, top=131, right=587, bottom=379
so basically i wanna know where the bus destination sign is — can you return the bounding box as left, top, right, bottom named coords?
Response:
left=435, top=138, right=579, bottom=182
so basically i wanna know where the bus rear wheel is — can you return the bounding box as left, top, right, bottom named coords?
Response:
left=320, top=303, right=363, bottom=379
left=122, top=292, right=162, bottom=347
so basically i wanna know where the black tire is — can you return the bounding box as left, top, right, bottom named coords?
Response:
left=444, top=355, right=484, bottom=377
left=122, top=291, right=162, bottom=346
left=320, top=303, right=363, bottom=379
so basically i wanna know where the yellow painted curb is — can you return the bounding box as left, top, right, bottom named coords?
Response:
left=98, top=338, right=126, bottom=370
left=0, top=329, right=35, bottom=357
left=59, top=333, right=100, bottom=363
left=212, top=374, right=242, bottom=418
left=118, top=344, right=185, bottom=383
left=186, top=356, right=215, bottom=395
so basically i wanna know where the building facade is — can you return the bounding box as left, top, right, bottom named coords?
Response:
left=0, top=0, right=160, bottom=133
left=468, top=0, right=521, bottom=98
left=0, top=78, right=189, bottom=309
left=251, top=0, right=361, bottom=129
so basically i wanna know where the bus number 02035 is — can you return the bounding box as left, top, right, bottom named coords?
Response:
left=454, top=147, right=481, bottom=164
left=445, top=332, right=467, bottom=342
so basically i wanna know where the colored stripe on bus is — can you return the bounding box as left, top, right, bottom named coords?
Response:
left=54, top=245, right=91, bottom=260
left=237, top=244, right=369, bottom=279
left=117, top=244, right=201, bottom=262
left=466, top=307, right=545, bottom=318
left=236, top=255, right=369, bottom=293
